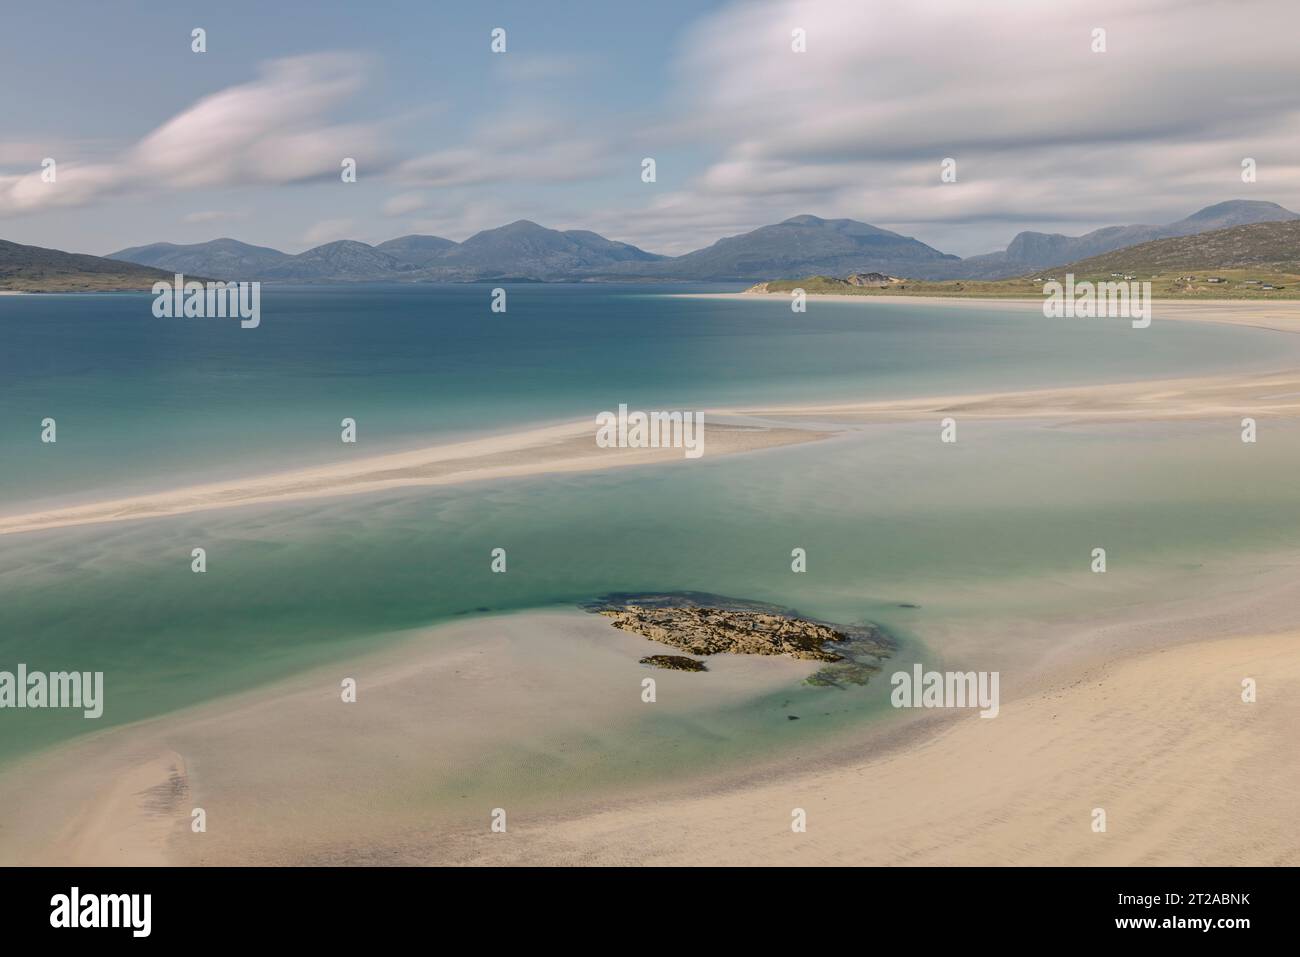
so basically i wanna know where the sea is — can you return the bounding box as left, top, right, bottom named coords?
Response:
left=3, top=283, right=1300, bottom=785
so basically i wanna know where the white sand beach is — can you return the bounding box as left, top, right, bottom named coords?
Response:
left=6, top=363, right=1300, bottom=538
left=721, top=367, right=1300, bottom=425
left=462, top=630, right=1300, bottom=866
left=0, top=609, right=823, bottom=866
left=2, top=598, right=1295, bottom=866
left=0, top=419, right=829, bottom=537
left=4, top=298, right=1299, bottom=867
left=686, top=292, right=1300, bottom=335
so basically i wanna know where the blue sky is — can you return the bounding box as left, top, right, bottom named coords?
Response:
left=3, top=0, right=1298, bottom=257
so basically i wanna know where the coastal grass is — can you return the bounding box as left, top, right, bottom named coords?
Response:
left=757, top=267, right=1300, bottom=300
left=0, top=275, right=171, bottom=293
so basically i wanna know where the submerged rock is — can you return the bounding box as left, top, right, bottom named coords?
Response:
left=805, top=659, right=882, bottom=688
left=639, top=654, right=708, bottom=672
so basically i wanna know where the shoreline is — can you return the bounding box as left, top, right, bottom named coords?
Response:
left=6, top=363, right=1300, bottom=537
left=463, top=629, right=1300, bottom=866
left=718, top=367, right=1300, bottom=424
left=5, top=567, right=1298, bottom=865
left=676, top=291, right=1300, bottom=335
left=0, top=418, right=829, bottom=537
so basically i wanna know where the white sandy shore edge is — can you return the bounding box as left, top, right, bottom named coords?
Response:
left=0, top=419, right=827, bottom=537
left=0, top=609, right=821, bottom=866
left=7, top=363, right=1300, bottom=538
left=465, top=630, right=1299, bottom=866
left=5, top=611, right=1295, bottom=866
left=718, top=367, right=1300, bottom=424
left=679, top=292, right=1300, bottom=334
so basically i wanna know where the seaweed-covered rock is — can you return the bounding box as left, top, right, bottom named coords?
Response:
left=806, top=659, right=883, bottom=688
left=600, top=605, right=848, bottom=661
left=639, top=654, right=708, bottom=672
left=588, top=592, right=895, bottom=687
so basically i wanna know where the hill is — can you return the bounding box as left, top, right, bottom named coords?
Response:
left=108, top=238, right=291, bottom=279
left=429, top=220, right=665, bottom=280
left=1059, top=220, right=1300, bottom=274
left=755, top=222, right=1300, bottom=300
left=259, top=240, right=414, bottom=281
left=957, top=200, right=1300, bottom=277
left=604, top=215, right=960, bottom=281
left=373, top=234, right=458, bottom=267
left=1, top=239, right=181, bottom=292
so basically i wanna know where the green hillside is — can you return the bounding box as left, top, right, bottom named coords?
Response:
left=757, top=221, right=1300, bottom=300
left=1, top=238, right=179, bottom=292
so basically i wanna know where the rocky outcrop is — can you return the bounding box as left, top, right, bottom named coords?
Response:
left=639, top=654, right=708, bottom=672
left=600, top=605, right=849, bottom=661
left=587, top=592, right=894, bottom=687
left=845, top=272, right=903, bottom=286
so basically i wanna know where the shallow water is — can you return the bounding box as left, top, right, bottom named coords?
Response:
left=4, top=283, right=1297, bottom=508
left=2, top=287, right=1298, bottom=776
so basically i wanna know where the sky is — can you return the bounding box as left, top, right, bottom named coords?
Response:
left=2, top=0, right=1299, bottom=258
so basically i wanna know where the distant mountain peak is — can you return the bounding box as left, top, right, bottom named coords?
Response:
left=1181, top=199, right=1295, bottom=221
left=302, top=239, right=376, bottom=252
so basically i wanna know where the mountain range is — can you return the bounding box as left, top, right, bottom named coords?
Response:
left=104, top=201, right=1299, bottom=284
left=110, top=220, right=668, bottom=283
left=5, top=200, right=1298, bottom=292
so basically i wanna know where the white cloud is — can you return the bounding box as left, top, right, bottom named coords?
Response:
left=0, top=53, right=383, bottom=217
left=616, top=0, right=1300, bottom=255
left=396, top=111, right=612, bottom=188
left=10, top=3, right=1300, bottom=257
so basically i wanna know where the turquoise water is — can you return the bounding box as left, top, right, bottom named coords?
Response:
left=3, top=286, right=1299, bottom=776
left=4, top=284, right=1297, bottom=508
